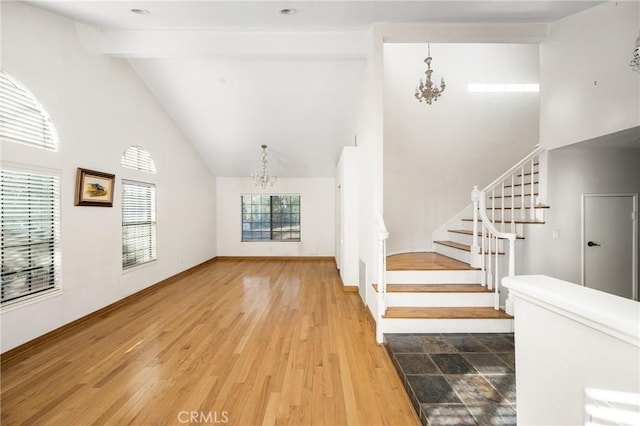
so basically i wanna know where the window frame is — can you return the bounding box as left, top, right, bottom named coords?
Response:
left=120, top=145, right=156, bottom=174
left=0, top=69, right=59, bottom=151
left=1, top=166, right=61, bottom=306
left=121, top=179, right=157, bottom=270
left=241, top=194, right=301, bottom=242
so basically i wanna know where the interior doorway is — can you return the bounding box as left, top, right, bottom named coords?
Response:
left=582, top=193, right=638, bottom=300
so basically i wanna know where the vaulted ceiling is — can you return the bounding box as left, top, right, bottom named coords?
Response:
left=26, top=1, right=603, bottom=177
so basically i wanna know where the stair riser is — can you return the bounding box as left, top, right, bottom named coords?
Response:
left=462, top=221, right=525, bottom=235
left=386, top=292, right=494, bottom=307
left=382, top=318, right=514, bottom=334
left=448, top=233, right=506, bottom=251
left=386, top=270, right=482, bottom=284
left=484, top=210, right=545, bottom=223
left=434, top=244, right=471, bottom=263
left=494, top=182, right=538, bottom=196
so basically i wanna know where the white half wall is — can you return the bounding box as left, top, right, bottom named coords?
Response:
left=216, top=177, right=335, bottom=257
left=0, top=3, right=217, bottom=352
left=540, top=1, right=640, bottom=149
left=383, top=43, right=539, bottom=254
left=504, top=275, right=640, bottom=426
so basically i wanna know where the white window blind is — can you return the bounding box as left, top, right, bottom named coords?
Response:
left=121, top=145, right=156, bottom=174
left=1, top=169, right=60, bottom=304
left=0, top=70, right=58, bottom=151
left=122, top=180, right=156, bottom=269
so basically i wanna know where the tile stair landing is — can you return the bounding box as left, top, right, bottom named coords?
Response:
left=384, top=332, right=516, bottom=426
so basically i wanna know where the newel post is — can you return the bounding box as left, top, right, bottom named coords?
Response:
left=470, top=186, right=481, bottom=268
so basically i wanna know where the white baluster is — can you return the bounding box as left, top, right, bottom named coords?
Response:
left=494, top=234, right=499, bottom=310
left=501, top=182, right=505, bottom=233
left=487, top=232, right=493, bottom=290
left=481, top=223, right=486, bottom=287
left=511, top=174, right=515, bottom=233
left=470, top=186, right=481, bottom=268
left=530, top=157, right=535, bottom=219
left=491, top=189, right=495, bottom=223
left=520, top=166, right=526, bottom=220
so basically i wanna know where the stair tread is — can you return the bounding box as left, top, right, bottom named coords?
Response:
left=502, top=181, right=538, bottom=188
left=434, top=240, right=505, bottom=255
left=491, top=193, right=539, bottom=199
left=448, top=229, right=525, bottom=240
left=462, top=218, right=545, bottom=225
left=373, top=283, right=493, bottom=293
left=386, top=252, right=478, bottom=271
left=383, top=306, right=513, bottom=319
left=482, top=205, right=550, bottom=209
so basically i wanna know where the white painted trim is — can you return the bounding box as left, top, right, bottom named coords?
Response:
left=581, top=193, right=639, bottom=301
left=0, top=289, right=63, bottom=313
left=382, top=317, right=513, bottom=334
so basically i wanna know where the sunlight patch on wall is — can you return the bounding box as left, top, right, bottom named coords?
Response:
left=468, top=83, right=539, bottom=93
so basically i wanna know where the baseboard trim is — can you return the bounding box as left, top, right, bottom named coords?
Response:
left=216, top=256, right=335, bottom=261
left=1, top=257, right=218, bottom=365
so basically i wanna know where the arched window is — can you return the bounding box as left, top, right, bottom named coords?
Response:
left=120, top=145, right=156, bottom=174
left=1, top=70, right=61, bottom=304
left=0, top=69, right=58, bottom=150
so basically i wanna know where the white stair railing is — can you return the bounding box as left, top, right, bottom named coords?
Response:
left=376, top=211, right=389, bottom=344
left=470, top=145, right=548, bottom=312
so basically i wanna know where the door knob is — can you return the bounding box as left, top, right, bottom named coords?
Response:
left=587, top=241, right=601, bottom=247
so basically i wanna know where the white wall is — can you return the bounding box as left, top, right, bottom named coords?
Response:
left=383, top=43, right=539, bottom=254
left=336, top=147, right=359, bottom=287
left=540, top=1, right=640, bottom=149
left=216, top=177, right=335, bottom=257
left=0, top=3, right=217, bottom=352
left=354, top=27, right=385, bottom=315
left=518, top=143, right=640, bottom=294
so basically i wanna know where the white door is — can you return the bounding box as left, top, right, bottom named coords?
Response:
left=582, top=193, right=638, bottom=300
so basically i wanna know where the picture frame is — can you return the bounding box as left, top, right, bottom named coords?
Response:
left=75, top=168, right=115, bottom=207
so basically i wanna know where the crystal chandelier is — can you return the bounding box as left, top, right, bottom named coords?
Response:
left=251, top=144, right=277, bottom=188
left=415, top=44, right=446, bottom=105
left=631, top=31, right=640, bottom=73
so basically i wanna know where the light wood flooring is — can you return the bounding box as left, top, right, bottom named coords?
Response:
left=1, top=258, right=418, bottom=426
left=386, top=252, right=477, bottom=271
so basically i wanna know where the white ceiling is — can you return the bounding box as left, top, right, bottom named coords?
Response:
left=25, top=0, right=603, bottom=177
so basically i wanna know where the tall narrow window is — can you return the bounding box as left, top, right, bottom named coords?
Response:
left=1, top=169, right=60, bottom=304
left=241, top=195, right=300, bottom=242
left=122, top=180, right=156, bottom=269
left=120, top=145, right=156, bottom=174
left=0, top=70, right=58, bottom=150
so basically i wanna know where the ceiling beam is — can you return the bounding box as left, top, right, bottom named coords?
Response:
left=76, top=24, right=370, bottom=59
left=378, top=23, right=549, bottom=44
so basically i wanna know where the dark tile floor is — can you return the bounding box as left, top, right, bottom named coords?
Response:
left=384, top=333, right=516, bottom=426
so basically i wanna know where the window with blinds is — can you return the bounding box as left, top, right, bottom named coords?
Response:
left=121, top=145, right=156, bottom=174
left=122, top=180, right=156, bottom=269
left=0, top=70, right=58, bottom=151
left=241, top=194, right=300, bottom=242
left=1, top=169, right=60, bottom=304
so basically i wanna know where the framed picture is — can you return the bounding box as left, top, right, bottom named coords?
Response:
left=75, top=168, right=115, bottom=207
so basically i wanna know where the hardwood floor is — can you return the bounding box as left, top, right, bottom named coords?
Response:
left=1, top=258, right=418, bottom=426
left=386, top=252, right=477, bottom=271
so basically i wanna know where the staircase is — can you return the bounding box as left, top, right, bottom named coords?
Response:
left=374, top=146, right=548, bottom=343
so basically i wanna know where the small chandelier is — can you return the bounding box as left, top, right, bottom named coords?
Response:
left=630, top=31, right=640, bottom=73
left=251, top=144, right=277, bottom=188
left=415, top=43, right=446, bottom=105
